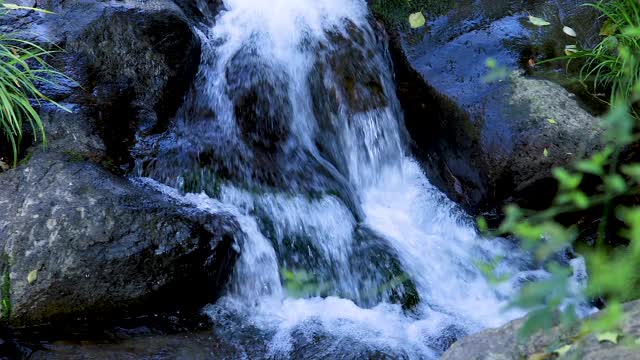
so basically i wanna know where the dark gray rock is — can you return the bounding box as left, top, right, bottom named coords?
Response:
left=375, top=0, right=605, bottom=217
left=3, top=0, right=202, bottom=168
left=0, top=0, right=243, bottom=337
left=0, top=152, right=241, bottom=327
left=442, top=300, right=640, bottom=360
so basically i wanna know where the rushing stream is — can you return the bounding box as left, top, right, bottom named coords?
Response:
left=132, top=0, right=587, bottom=358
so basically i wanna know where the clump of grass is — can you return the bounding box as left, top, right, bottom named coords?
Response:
left=562, top=0, right=640, bottom=106
left=0, top=5, right=70, bottom=166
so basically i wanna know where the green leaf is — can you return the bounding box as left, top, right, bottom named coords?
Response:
left=27, top=269, right=37, bottom=284
left=576, top=159, right=603, bottom=176
left=543, top=148, right=549, bottom=157
left=547, top=118, right=558, bottom=124
left=622, top=164, right=640, bottom=183
left=553, top=168, right=582, bottom=189
left=477, top=216, right=489, bottom=233
left=529, top=16, right=551, bottom=26
left=596, top=331, right=620, bottom=344
left=573, top=191, right=590, bottom=209
left=604, top=174, right=627, bottom=194
left=519, top=308, right=554, bottom=338
left=408, top=12, right=426, bottom=29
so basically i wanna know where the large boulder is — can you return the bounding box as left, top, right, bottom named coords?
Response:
left=0, top=151, right=241, bottom=327
left=0, top=0, right=242, bottom=330
left=442, top=300, right=640, bottom=360
left=3, top=0, right=203, bottom=168
left=374, top=0, right=605, bottom=218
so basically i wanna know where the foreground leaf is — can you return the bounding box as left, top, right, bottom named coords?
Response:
left=409, top=12, right=426, bottom=29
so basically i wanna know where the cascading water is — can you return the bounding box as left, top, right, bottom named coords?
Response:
left=134, top=0, right=589, bottom=358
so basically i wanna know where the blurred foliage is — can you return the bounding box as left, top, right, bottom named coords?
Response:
left=478, top=0, right=640, bottom=342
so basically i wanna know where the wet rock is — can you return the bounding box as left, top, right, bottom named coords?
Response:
left=308, top=21, right=395, bottom=179
left=442, top=300, right=640, bottom=360
left=0, top=152, right=241, bottom=327
left=29, top=331, right=227, bottom=360
left=350, top=226, right=420, bottom=311
left=226, top=47, right=293, bottom=152
left=21, top=0, right=203, bottom=168
left=375, top=0, right=605, bottom=217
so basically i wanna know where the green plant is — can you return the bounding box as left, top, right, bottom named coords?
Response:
left=478, top=1, right=640, bottom=343
left=556, top=0, right=640, bottom=109
left=0, top=3, right=69, bottom=166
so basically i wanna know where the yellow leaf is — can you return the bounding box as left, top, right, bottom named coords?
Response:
left=600, top=19, right=618, bottom=36
left=553, top=344, right=573, bottom=357
left=596, top=331, right=620, bottom=344
left=544, top=148, right=549, bottom=157
left=547, top=118, right=557, bottom=124
left=2, top=3, right=54, bottom=14
left=528, top=352, right=550, bottom=360
left=564, top=45, right=578, bottom=56
left=529, top=16, right=551, bottom=26
left=27, top=269, right=38, bottom=284
left=409, top=12, right=426, bottom=29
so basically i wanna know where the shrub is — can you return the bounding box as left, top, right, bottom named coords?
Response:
left=480, top=0, right=640, bottom=343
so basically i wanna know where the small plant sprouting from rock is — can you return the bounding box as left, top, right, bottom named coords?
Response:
left=0, top=3, right=70, bottom=166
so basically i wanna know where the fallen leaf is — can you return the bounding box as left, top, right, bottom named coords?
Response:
left=2, top=3, right=54, bottom=13
left=529, top=15, right=551, bottom=26
left=597, top=331, right=620, bottom=344
left=409, top=12, right=426, bottom=29
left=547, top=118, right=558, bottom=124
left=0, top=160, right=8, bottom=171
left=528, top=352, right=550, bottom=360
left=27, top=269, right=38, bottom=284
left=564, top=44, right=579, bottom=56
left=544, top=148, right=549, bottom=157
left=563, top=26, right=577, bottom=37
left=528, top=58, right=537, bottom=67
left=554, top=344, right=573, bottom=357
left=600, top=19, right=618, bottom=36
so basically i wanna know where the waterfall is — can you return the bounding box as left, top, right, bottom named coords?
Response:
left=133, top=0, right=588, bottom=358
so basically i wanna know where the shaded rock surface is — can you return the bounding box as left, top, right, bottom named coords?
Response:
left=0, top=151, right=241, bottom=327
left=375, top=0, right=605, bottom=217
left=1, top=0, right=201, bottom=168
left=442, top=300, right=640, bottom=360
